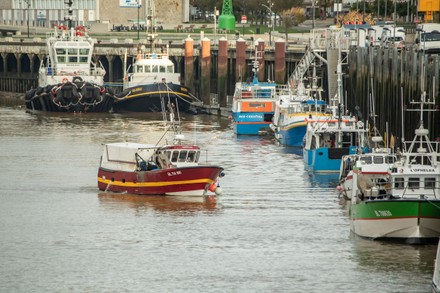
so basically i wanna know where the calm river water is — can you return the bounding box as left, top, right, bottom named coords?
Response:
left=0, top=97, right=436, bottom=292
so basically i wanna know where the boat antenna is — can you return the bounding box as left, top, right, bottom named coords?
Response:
left=64, top=0, right=74, bottom=30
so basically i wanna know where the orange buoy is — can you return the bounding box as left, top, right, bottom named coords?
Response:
left=208, top=183, right=217, bottom=192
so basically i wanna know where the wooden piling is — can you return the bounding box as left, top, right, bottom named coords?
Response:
left=217, top=37, right=228, bottom=108
left=274, top=39, right=285, bottom=84
left=235, top=38, right=247, bottom=82
left=184, top=37, right=194, bottom=95
left=200, top=37, right=211, bottom=105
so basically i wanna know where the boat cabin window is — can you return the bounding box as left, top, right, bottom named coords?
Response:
left=394, top=177, right=404, bottom=189
left=425, top=178, right=436, bottom=189
left=145, top=66, right=151, bottom=73
left=187, top=151, right=198, bottom=162
left=360, top=156, right=372, bottom=164
left=385, top=156, right=396, bottom=164
left=167, top=65, right=173, bottom=73
left=159, top=65, right=166, bottom=73
left=373, top=156, right=384, bottom=164
left=152, top=65, right=158, bottom=72
left=178, top=150, right=188, bottom=162
left=170, top=151, right=179, bottom=163
left=408, top=177, right=420, bottom=189
left=79, top=49, right=89, bottom=55
left=136, top=65, right=144, bottom=73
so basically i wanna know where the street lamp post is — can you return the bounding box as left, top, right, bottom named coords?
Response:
left=26, top=0, right=30, bottom=38
left=261, top=1, right=274, bottom=46
left=137, top=0, right=141, bottom=40
left=20, top=0, right=31, bottom=38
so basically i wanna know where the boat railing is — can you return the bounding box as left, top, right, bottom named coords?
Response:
left=236, top=86, right=277, bottom=99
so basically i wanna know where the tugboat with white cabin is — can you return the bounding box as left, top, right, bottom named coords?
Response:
left=25, top=1, right=116, bottom=113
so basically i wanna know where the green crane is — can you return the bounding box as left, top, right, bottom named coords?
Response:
left=218, top=0, right=236, bottom=31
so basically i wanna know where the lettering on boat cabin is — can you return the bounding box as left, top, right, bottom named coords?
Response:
left=410, top=168, right=436, bottom=172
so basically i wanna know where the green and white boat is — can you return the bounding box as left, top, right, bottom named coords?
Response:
left=349, top=95, right=440, bottom=244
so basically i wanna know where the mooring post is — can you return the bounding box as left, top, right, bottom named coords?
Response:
left=274, top=38, right=286, bottom=84
left=184, top=37, right=195, bottom=95
left=235, top=38, right=247, bottom=82
left=200, top=37, right=211, bottom=106
left=218, top=37, right=228, bottom=108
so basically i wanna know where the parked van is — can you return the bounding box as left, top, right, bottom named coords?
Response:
left=381, top=27, right=406, bottom=48
left=416, top=23, right=440, bottom=53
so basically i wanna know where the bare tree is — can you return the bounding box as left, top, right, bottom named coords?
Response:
left=280, top=7, right=306, bottom=41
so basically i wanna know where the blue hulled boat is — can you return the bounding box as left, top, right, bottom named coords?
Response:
left=302, top=56, right=369, bottom=172
left=231, top=48, right=288, bottom=135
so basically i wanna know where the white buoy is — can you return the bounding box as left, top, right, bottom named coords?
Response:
left=215, top=187, right=222, bottom=195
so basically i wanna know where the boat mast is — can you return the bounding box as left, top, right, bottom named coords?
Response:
left=64, top=0, right=74, bottom=30
left=251, top=42, right=261, bottom=85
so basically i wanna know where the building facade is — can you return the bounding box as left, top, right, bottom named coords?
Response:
left=0, top=0, right=189, bottom=29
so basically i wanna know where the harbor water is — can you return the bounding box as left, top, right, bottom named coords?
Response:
left=0, top=98, right=436, bottom=292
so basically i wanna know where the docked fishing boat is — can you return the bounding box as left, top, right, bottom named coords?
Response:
left=338, top=136, right=397, bottom=200
left=349, top=96, right=440, bottom=244
left=303, top=58, right=369, bottom=172
left=112, top=35, right=200, bottom=113
left=25, top=2, right=115, bottom=113
left=271, top=68, right=331, bottom=146
left=231, top=49, right=288, bottom=135
left=97, top=98, right=224, bottom=196
left=434, top=238, right=440, bottom=292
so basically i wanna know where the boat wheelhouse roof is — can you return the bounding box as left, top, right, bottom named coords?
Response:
left=161, top=145, right=200, bottom=150
left=136, top=57, right=174, bottom=66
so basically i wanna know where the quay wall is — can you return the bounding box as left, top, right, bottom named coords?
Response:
left=0, top=38, right=306, bottom=110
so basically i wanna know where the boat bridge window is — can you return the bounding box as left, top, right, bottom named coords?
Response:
left=385, top=156, right=397, bottom=164
left=408, top=177, right=420, bottom=189
left=360, top=156, right=372, bottom=164
left=394, top=177, right=404, bottom=189
left=152, top=65, right=158, bottom=72
left=159, top=65, right=166, bottom=73
left=168, top=150, right=200, bottom=163
left=425, top=178, right=436, bottom=189
left=145, top=66, right=151, bottom=72
left=167, top=65, right=173, bottom=73
left=178, top=151, right=188, bottom=162
left=137, top=65, right=144, bottom=73
left=373, top=156, right=384, bottom=164
left=170, top=151, right=179, bottom=162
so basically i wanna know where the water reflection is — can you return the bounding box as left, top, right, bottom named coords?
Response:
left=98, top=193, right=219, bottom=215
left=352, top=237, right=437, bottom=274
left=307, top=172, right=340, bottom=188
